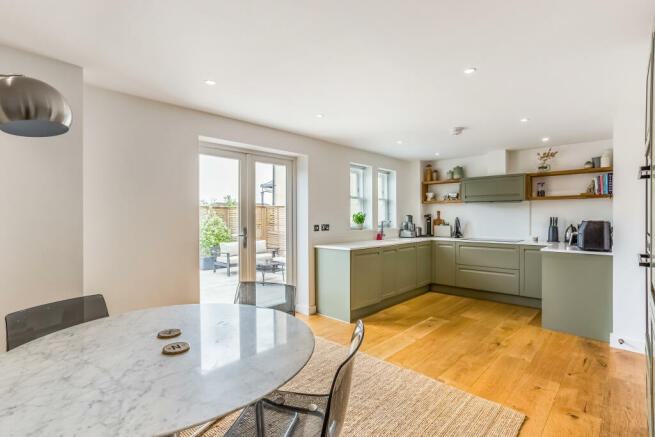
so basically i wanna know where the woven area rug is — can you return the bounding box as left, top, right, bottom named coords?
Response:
left=181, top=337, right=525, bottom=437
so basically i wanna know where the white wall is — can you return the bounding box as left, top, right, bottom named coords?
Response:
left=610, top=39, right=650, bottom=352
left=83, top=86, right=417, bottom=317
left=422, top=139, right=613, bottom=242
left=0, top=46, right=83, bottom=352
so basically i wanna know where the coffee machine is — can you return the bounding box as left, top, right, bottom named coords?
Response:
left=424, top=214, right=432, bottom=236
left=399, top=215, right=417, bottom=238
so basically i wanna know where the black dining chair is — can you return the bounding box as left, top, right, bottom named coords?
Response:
left=5, top=294, right=109, bottom=351
left=234, top=281, right=296, bottom=316
left=224, top=320, right=365, bottom=437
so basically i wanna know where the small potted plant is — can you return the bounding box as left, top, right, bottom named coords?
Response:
left=537, top=147, right=558, bottom=172
left=352, top=212, right=366, bottom=230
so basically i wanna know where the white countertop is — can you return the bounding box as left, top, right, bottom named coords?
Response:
left=315, top=236, right=546, bottom=251
left=540, top=242, right=613, bottom=256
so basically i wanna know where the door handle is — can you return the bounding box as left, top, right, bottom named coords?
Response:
left=640, top=165, right=651, bottom=179
left=639, top=253, right=651, bottom=267
left=237, top=227, right=247, bottom=249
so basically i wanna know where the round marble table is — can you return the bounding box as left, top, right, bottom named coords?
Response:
left=0, top=304, right=315, bottom=436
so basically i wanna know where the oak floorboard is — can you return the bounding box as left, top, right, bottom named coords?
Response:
left=298, top=292, right=646, bottom=436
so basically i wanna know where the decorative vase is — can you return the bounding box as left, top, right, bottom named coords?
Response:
left=432, top=170, right=439, bottom=181
left=447, top=170, right=454, bottom=179
left=538, top=164, right=550, bottom=172
left=452, top=166, right=464, bottom=179
left=425, top=192, right=435, bottom=201
left=584, top=161, right=593, bottom=169
left=424, top=164, right=433, bottom=181
left=353, top=223, right=363, bottom=230
left=600, top=149, right=612, bottom=167
left=592, top=156, right=601, bottom=168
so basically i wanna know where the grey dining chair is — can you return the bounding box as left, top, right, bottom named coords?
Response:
left=5, top=294, right=109, bottom=351
left=223, top=320, right=365, bottom=437
left=234, top=281, right=296, bottom=316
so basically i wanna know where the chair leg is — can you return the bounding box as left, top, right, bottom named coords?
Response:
left=255, top=400, right=265, bottom=437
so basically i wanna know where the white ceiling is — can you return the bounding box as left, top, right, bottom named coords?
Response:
left=1, top=0, right=653, bottom=159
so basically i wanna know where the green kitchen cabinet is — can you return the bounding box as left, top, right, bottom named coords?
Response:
left=520, top=246, right=542, bottom=299
left=455, top=265, right=520, bottom=295
left=461, top=174, right=526, bottom=202
left=350, top=248, right=382, bottom=310
left=396, top=244, right=418, bottom=293
left=381, top=246, right=398, bottom=299
left=542, top=252, right=612, bottom=342
left=434, top=241, right=456, bottom=286
left=456, top=243, right=520, bottom=269
left=416, top=241, right=432, bottom=287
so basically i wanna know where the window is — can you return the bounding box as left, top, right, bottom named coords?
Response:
left=378, top=169, right=395, bottom=227
left=350, top=164, right=369, bottom=228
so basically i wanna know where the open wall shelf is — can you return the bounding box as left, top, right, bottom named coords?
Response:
left=421, top=178, right=462, bottom=204
left=526, top=167, right=613, bottom=201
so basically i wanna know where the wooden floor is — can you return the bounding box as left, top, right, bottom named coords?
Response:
left=298, top=292, right=646, bottom=437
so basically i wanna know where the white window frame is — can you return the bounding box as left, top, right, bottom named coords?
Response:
left=350, top=163, right=371, bottom=229
left=377, top=169, right=394, bottom=227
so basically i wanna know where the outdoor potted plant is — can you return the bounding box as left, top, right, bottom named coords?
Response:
left=352, top=211, right=366, bottom=230
left=199, top=211, right=233, bottom=270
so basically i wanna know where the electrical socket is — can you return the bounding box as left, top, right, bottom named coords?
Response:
left=313, top=224, right=320, bottom=231
left=321, top=224, right=330, bottom=231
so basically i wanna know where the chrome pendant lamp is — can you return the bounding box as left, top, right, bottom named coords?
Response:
left=0, top=74, right=72, bottom=137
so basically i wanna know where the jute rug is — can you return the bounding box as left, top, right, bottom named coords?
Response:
left=181, top=337, right=525, bottom=436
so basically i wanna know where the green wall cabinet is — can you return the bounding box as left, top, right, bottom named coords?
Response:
left=461, top=174, right=526, bottom=202
left=416, top=242, right=432, bottom=287
left=520, top=246, right=542, bottom=299
left=434, top=242, right=456, bottom=286
left=350, top=248, right=382, bottom=310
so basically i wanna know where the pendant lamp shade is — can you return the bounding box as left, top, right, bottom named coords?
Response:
left=0, top=75, right=72, bottom=137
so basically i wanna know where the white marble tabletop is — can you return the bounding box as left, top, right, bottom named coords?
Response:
left=0, top=304, right=315, bottom=437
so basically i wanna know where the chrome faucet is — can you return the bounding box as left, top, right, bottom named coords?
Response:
left=379, top=221, right=386, bottom=239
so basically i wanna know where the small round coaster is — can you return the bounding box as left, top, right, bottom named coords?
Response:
left=157, top=329, right=181, bottom=339
left=162, top=342, right=190, bottom=355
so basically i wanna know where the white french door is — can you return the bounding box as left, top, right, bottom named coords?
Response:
left=199, top=145, right=294, bottom=298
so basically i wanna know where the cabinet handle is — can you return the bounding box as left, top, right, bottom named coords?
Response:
left=639, top=253, right=651, bottom=267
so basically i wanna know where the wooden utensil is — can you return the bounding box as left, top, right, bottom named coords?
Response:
left=433, top=211, right=444, bottom=226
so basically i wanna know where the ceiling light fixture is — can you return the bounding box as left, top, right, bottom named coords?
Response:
left=463, top=67, right=477, bottom=75
left=520, top=117, right=530, bottom=123
left=434, top=152, right=440, bottom=156
left=451, top=126, right=465, bottom=136
left=0, top=74, right=72, bottom=137
left=204, top=79, right=216, bottom=86
left=315, top=113, right=324, bottom=119
left=396, top=140, right=403, bottom=144
left=541, top=137, right=550, bottom=142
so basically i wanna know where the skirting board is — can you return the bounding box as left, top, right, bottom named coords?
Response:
left=610, top=332, right=645, bottom=354
left=296, top=304, right=316, bottom=315
left=430, top=284, right=542, bottom=309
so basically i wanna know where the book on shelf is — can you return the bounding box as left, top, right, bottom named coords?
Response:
left=592, top=172, right=613, bottom=195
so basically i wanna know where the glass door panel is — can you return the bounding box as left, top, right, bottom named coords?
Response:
left=252, top=158, right=291, bottom=285
left=199, top=152, right=245, bottom=303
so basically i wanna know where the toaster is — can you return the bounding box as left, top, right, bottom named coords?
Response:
left=577, top=220, right=612, bottom=252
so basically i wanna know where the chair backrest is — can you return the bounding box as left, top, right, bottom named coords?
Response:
left=219, top=241, right=239, bottom=256
left=322, top=320, right=365, bottom=437
left=255, top=240, right=267, bottom=253
left=234, top=281, right=296, bottom=316
left=5, top=294, right=109, bottom=351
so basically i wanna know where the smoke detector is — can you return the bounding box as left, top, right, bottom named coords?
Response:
left=450, top=126, right=465, bottom=136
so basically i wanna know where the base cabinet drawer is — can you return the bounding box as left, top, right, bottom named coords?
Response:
left=457, top=243, right=519, bottom=269
left=456, top=265, right=520, bottom=295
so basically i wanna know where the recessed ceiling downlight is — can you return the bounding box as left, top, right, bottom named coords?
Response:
left=520, top=117, right=530, bottom=123
left=315, top=113, right=324, bottom=119
left=396, top=140, right=403, bottom=144
left=204, top=79, right=216, bottom=86
left=463, top=67, right=477, bottom=75
left=541, top=137, right=550, bottom=142
left=434, top=152, right=440, bottom=156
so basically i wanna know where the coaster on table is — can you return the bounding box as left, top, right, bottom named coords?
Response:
left=157, top=329, right=181, bottom=339
left=162, top=342, right=190, bottom=355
